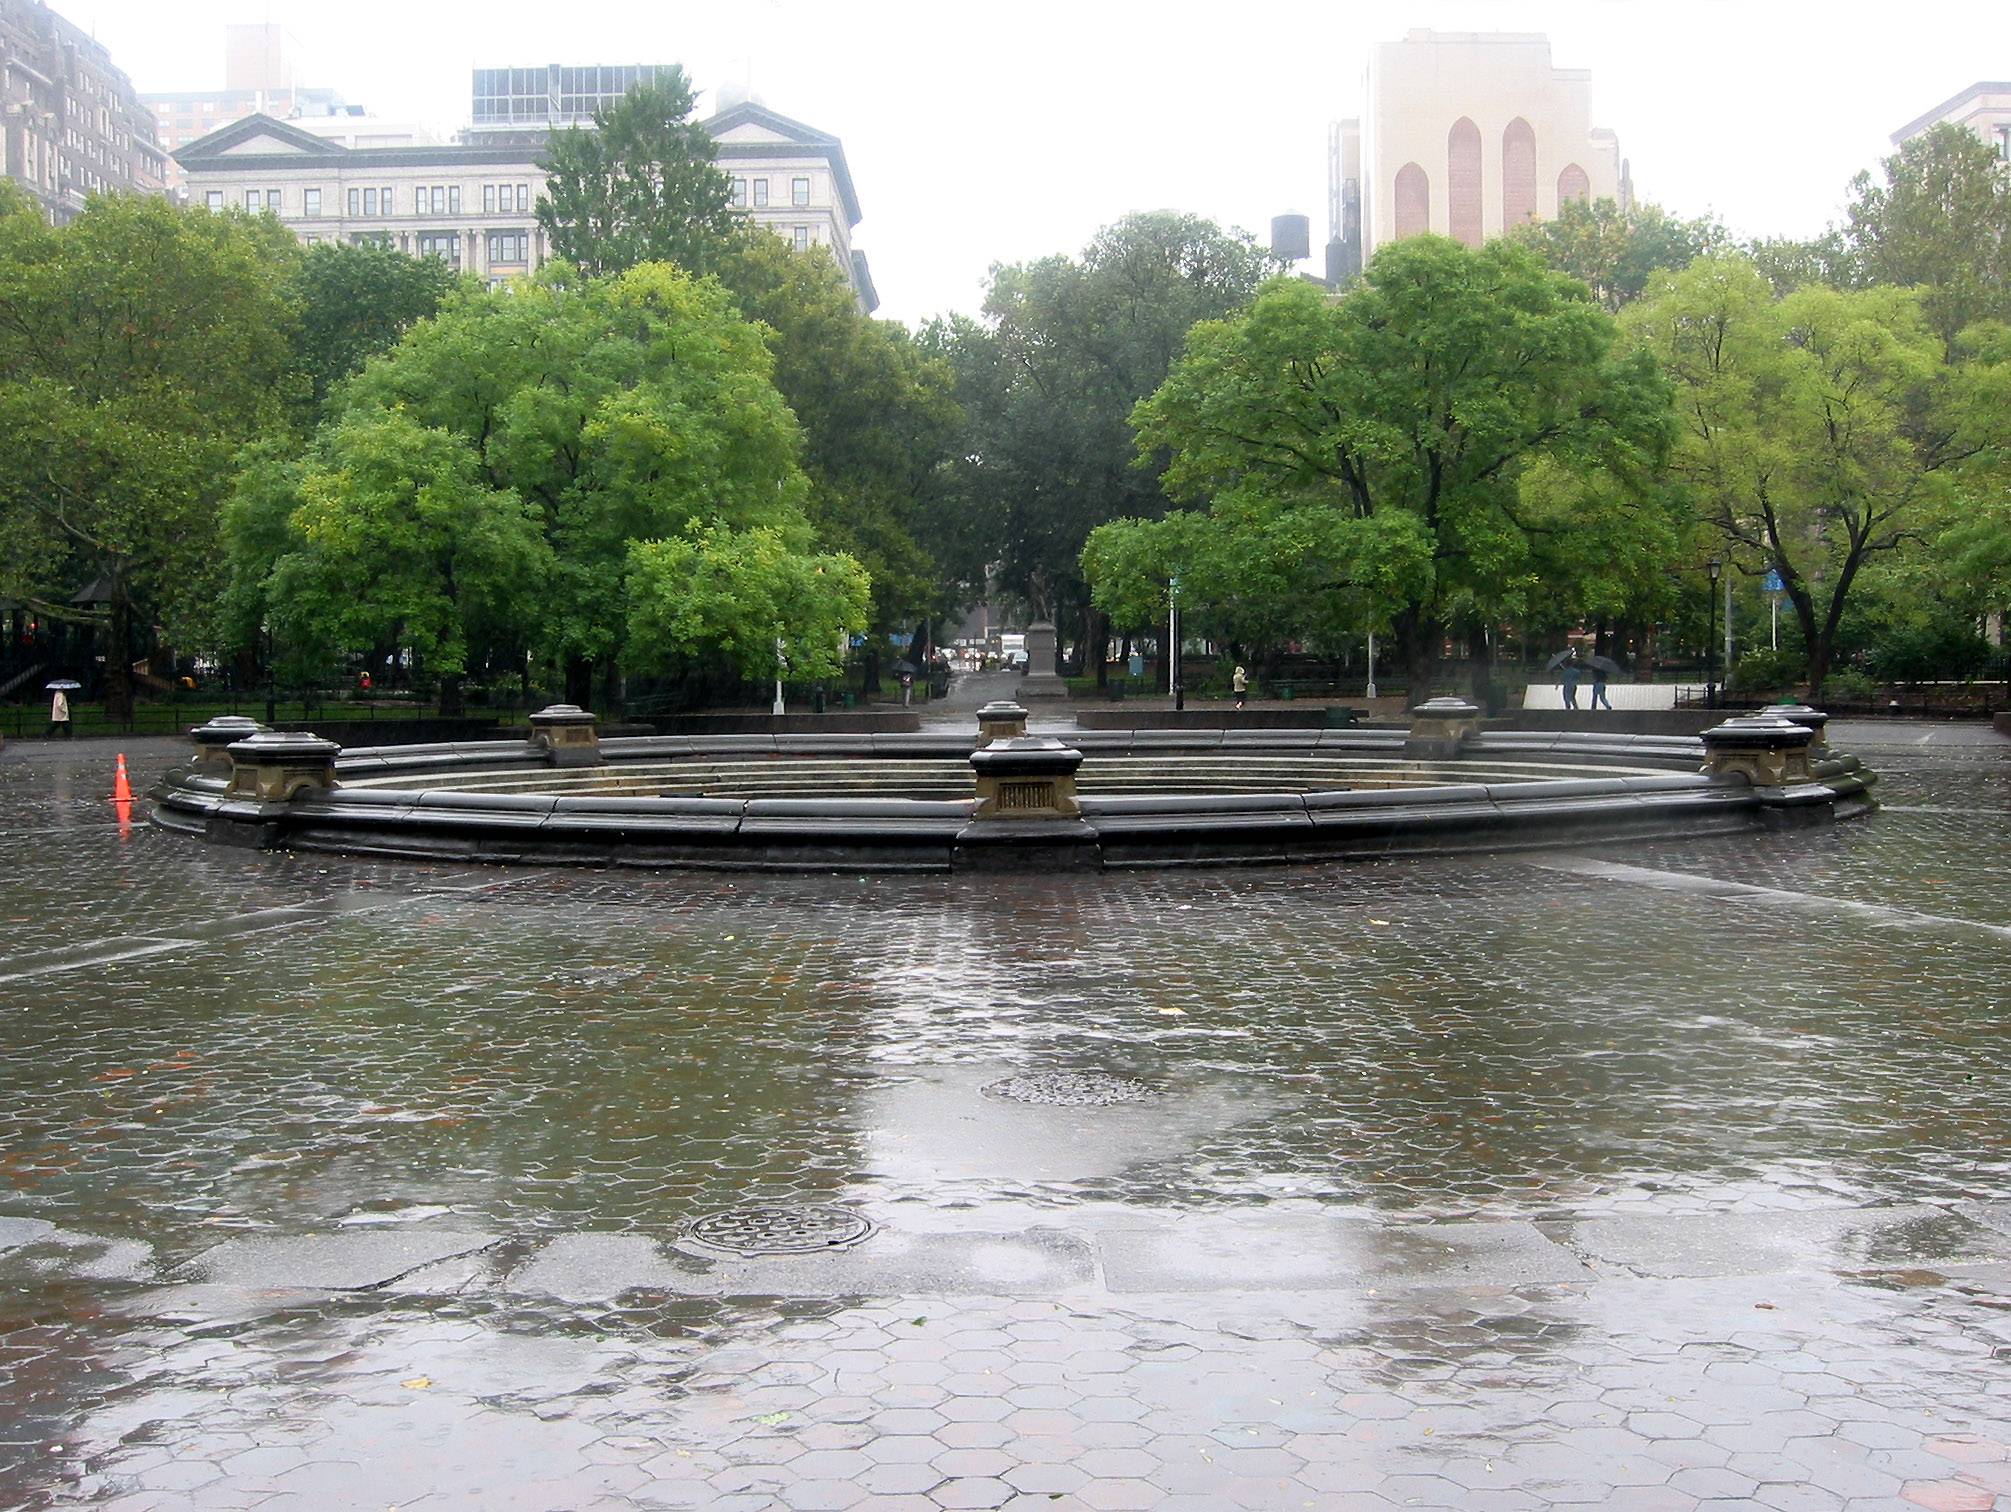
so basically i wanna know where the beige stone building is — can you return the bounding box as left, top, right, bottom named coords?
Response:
left=1893, top=82, right=2011, bottom=158
left=1, top=0, right=166, bottom=223
left=175, top=83, right=878, bottom=309
left=1335, top=30, right=1628, bottom=265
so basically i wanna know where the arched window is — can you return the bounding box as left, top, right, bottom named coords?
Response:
left=1557, top=163, right=1591, bottom=207
left=1394, top=161, right=1429, bottom=239
left=1502, top=118, right=1536, bottom=227
left=1448, top=118, right=1482, bottom=246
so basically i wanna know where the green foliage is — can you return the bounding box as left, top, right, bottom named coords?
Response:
left=1747, top=231, right=1851, bottom=296
left=286, top=239, right=458, bottom=414
left=1728, top=647, right=1802, bottom=694
left=1126, top=237, right=1672, bottom=693
left=1509, top=198, right=1725, bottom=311
left=941, top=212, right=1280, bottom=634
left=1845, top=123, right=2011, bottom=351
left=536, top=70, right=737, bottom=280
left=626, top=523, right=870, bottom=683
left=1624, top=255, right=2002, bottom=694
left=714, top=231, right=962, bottom=630
left=0, top=187, right=300, bottom=711
left=1822, top=668, right=1878, bottom=701
left=1864, top=619, right=1997, bottom=683
left=224, top=261, right=843, bottom=701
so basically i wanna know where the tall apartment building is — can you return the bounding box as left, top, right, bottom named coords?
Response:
left=469, top=64, right=678, bottom=133
left=0, top=0, right=166, bottom=222
left=175, top=81, right=879, bottom=311
left=1332, top=30, right=1629, bottom=272
left=1893, top=82, right=2011, bottom=159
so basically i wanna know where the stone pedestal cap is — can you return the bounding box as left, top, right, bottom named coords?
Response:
left=970, top=736, right=1084, bottom=820
left=1701, top=714, right=1816, bottom=787
left=190, top=715, right=269, bottom=772
left=529, top=702, right=602, bottom=768
left=224, top=730, right=342, bottom=802
left=1766, top=702, right=1831, bottom=745
left=1409, top=696, right=1482, bottom=720
left=976, top=700, right=1030, bottom=746
left=1406, top=696, right=1483, bottom=757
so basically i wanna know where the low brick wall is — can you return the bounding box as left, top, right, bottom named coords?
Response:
left=1075, top=708, right=1343, bottom=730
left=1493, top=710, right=1726, bottom=737
left=274, top=717, right=504, bottom=746
left=644, top=712, right=923, bottom=735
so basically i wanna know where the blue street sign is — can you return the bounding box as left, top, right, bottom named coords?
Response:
left=1763, top=568, right=1784, bottom=593
left=889, top=633, right=912, bottom=648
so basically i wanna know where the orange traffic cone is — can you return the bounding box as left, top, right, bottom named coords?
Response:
left=113, top=752, right=134, bottom=804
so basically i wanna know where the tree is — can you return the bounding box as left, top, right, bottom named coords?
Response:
left=225, top=261, right=843, bottom=708
left=626, top=523, right=869, bottom=685
left=537, top=70, right=737, bottom=279
left=942, top=212, right=1279, bottom=676
left=254, top=412, right=550, bottom=694
left=714, top=231, right=962, bottom=634
left=286, top=240, right=458, bottom=415
left=1126, top=238, right=1672, bottom=697
left=1510, top=198, right=1724, bottom=311
left=0, top=187, right=299, bottom=718
left=1625, top=255, right=2005, bottom=695
left=1844, top=122, right=2011, bottom=352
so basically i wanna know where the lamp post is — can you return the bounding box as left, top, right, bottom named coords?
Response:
left=1169, top=574, right=1184, bottom=712
left=1706, top=557, right=1723, bottom=709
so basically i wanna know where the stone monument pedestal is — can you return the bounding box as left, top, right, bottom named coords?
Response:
left=1017, top=620, right=1072, bottom=701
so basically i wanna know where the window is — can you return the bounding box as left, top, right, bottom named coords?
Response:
left=266, top=189, right=282, bottom=212
left=1999, top=124, right=2011, bottom=162
left=484, top=184, right=496, bottom=214
left=792, top=225, right=810, bottom=253
left=362, top=187, right=378, bottom=216
left=430, top=185, right=445, bottom=214
left=304, top=187, right=320, bottom=217
left=347, top=187, right=360, bottom=216
left=244, top=189, right=260, bottom=210
left=792, top=176, right=809, bottom=207
left=449, top=185, right=461, bottom=213
left=381, top=186, right=393, bottom=214
left=731, top=177, right=746, bottom=208
left=516, top=184, right=528, bottom=212
left=488, top=230, right=529, bottom=264
left=416, top=231, right=460, bottom=267
left=205, top=190, right=223, bottom=211
left=752, top=178, right=769, bottom=207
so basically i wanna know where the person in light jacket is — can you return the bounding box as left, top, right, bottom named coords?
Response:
left=1232, top=665, right=1248, bottom=710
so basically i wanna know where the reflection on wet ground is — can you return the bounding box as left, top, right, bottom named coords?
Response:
left=0, top=721, right=2007, bottom=1509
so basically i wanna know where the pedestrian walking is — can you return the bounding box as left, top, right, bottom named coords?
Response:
left=1591, top=664, right=1613, bottom=711
left=48, top=687, right=71, bottom=738
left=899, top=670, right=913, bottom=708
left=1560, top=657, right=1581, bottom=710
left=1232, top=665, right=1248, bottom=710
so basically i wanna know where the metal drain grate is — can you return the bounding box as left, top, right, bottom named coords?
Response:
left=983, top=1071, right=1156, bottom=1107
left=684, top=1203, right=875, bottom=1256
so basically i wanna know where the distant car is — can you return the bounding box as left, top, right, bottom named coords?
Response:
left=1004, top=650, right=1028, bottom=672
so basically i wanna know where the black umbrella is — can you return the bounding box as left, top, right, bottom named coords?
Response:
left=1544, top=649, right=1583, bottom=671
left=1584, top=654, right=1625, bottom=676
left=890, top=659, right=919, bottom=675
left=44, top=679, right=82, bottom=691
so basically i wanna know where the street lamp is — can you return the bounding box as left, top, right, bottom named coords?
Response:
left=1169, top=574, right=1184, bottom=712
left=1705, top=557, right=1722, bottom=709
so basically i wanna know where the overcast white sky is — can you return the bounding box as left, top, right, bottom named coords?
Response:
left=73, top=0, right=2008, bottom=325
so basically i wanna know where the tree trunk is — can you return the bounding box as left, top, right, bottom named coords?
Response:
left=1465, top=623, right=1498, bottom=714
left=105, top=585, right=134, bottom=727
left=1092, top=609, right=1109, bottom=689
left=564, top=655, right=592, bottom=708
left=598, top=660, right=623, bottom=720
left=1395, top=606, right=1441, bottom=704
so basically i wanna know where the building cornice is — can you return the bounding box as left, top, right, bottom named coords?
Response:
left=1893, top=81, right=2011, bottom=144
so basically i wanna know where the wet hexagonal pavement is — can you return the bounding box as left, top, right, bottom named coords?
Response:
left=1, top=723, right=2007, bottom=1510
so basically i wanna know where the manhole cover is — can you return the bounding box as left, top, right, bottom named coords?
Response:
left=983, top=1071, right=1156, bottom=1107
left=684, top=1204, right=874, bottom=1256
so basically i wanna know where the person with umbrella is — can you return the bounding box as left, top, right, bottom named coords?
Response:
left=47, top=679, right=79, bottom=739
left=1590, top=656, right=1615, bottom=711
left=1548, top=649, right=1582, bottom=710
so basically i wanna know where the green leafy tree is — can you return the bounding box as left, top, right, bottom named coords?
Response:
left=1127, top=238, right=1672, bottom=698
left=943, top=212, right=1280, bottom=676
left=1510, top=198, right=1724, bottom=311
left=1624, top=255, right=2006, bottom=695
left=715, top=231, right=962, bottom=633
left=286, top=239, right=458, bottom=415
left=253, top=412, right=550, bottom=693
left=0, top=187, right=299, bottom=717
left=626, top=523, right=870, bottom=684
left=227, top=261, right=838, bottom=708
left=537, top=70, right=737, bottom=279
left=1844, top=122, right=2011, bottom=352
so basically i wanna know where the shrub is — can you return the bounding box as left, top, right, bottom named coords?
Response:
left=1729, top=648, right=1802, bottom=694
left=1821, top=668, right=1877, bottom=702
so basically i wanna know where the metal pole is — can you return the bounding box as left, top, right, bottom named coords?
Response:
left=773, top=634, right=786, bottom=715
left=1771, top=596, right=1778, bottom=652
left=1366, top=632, right=1377, bottom=699
left=1725, top=570, right=1735, bottom=680
left=1707, top=582, right=1718, bottom=709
